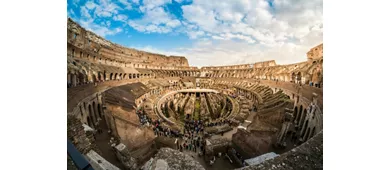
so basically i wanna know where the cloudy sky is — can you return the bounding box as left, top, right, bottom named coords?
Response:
left=67, top=0, right=323, bottom=67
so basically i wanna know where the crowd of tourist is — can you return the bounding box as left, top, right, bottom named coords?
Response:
left=179, top=119, right=206, bottom=156
left=136, top=108, right=152, bottom=126
left=135, top=101, right=242, bottom=167
left=152, top=119, right=182, bottom=138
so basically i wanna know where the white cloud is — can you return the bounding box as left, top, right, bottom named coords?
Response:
left=80, top=19, right=123, bottom=37
left=93, top=0, right=121, bottom=17
left=73, top=0, right=322, bottom=66
left=85, top=1, right=97, bottom=9
left=187, top=30, right=205, bottom=39
left=113, top=14, right=128, bottom=22
left=175, top=0, right=322, bottom=66
left=140, top=0, right=172, bottom=11
left=128, top=2, right=182, bottom=33
left=118, top=0, right=133, bottom=10
left=181, top=4, right=218, bottom=32
left=81, top=6, right=92, bottom=19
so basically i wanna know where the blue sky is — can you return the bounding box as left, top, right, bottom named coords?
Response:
left=67, top=0, right=323, bottom=67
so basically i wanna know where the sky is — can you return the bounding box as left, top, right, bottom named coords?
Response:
left=67, top=0, right=323, bottom=67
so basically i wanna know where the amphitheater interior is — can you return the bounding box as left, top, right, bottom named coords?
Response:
left=67, top=18, right=323, bottom=170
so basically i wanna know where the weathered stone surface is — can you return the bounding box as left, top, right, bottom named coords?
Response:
left=142, top=147, right=205, bottom=170
left=236, top=131, right=323, bottom=170
left=115, top=143, right=138, bottom=170
left=67, top=115, right=101, bottom=155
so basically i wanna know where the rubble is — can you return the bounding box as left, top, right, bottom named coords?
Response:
left=142, top=148, right=205, bottom=170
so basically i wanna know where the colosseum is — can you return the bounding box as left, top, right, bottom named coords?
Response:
left=67, top=18, right=323, bottom=170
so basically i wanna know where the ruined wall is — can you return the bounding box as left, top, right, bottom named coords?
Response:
left=232, top=129, right=275, bottom=158
left=67, top=114, right=101, bottom=155
left=67, top=18, right=189, bottom=69
left=307, top=43, right=323, bottom=61
left=236, top=131, right=323, bottom=170
left=254, top=60, right=277, bottom=68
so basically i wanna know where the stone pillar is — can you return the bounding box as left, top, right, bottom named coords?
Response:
left=276, top=108, right=294, bottom=147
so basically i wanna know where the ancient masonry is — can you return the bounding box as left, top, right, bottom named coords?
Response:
left=67, top=18, right=323, bottom=170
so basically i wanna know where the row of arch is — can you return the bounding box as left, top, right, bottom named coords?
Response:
left=70, top=48, right=166, bottom=69
left=67, top=70, right=153, bottom=87
left=79, top=100, right=103, bottom=129
left=152, top=70, right=200, bottom=77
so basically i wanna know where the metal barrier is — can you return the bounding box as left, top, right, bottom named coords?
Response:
left=67, top=139, right=94, bottom=170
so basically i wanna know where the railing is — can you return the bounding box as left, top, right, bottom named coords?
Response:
left=67, top=139, right=94, bottom=170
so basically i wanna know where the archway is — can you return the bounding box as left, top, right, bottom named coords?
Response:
left=305, top=127, right=311, bottom=141
left=299, top=109, right=307, bottom=127
left=301, top=120, right=309, bottom=138
left=87, top=116, right=93, bottom=128
left=293, top=106, right=298, bottom=122
left=78, top=72, right=85, bottom=85
left=110, top=73, right=113, bottom=80
left=299, top=105, right=303, bottom=117
left=291, top=72, right=296, bottom=83
left=92, top=74, right=97, bottom=83
left=114, top=73, right=118, bottom=80
left=297, top=72, right=302, bottom=83
left=97, top=103, right=102, bottom=118
left=93, top=101, right=98, bottom=121
left=98, top=72, right=102, bottom=81
left=88, top=104, right=95, bottom=123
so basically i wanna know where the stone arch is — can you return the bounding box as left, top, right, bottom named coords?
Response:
left=305, top=127, right=311, bottom=141
left=123, top=73, right=127, bottom=79
left=79, top=105, right=83, bottom=117
left=110, top=73, right=113, bottom=80
left=88, top=104, right=95, bottom=123
left=297, top=72, right=302, bottom=83
left=291, top=72, right=296, bottom=82
left=97, top=103, right=102, bottom=119
left=119, top=73, right=122, bottom=79
left=78, top=72, right=87, bottom=85
left=98, top=72, right=102, bottom=81
left=299, top=109, right=307, bottom=127
left=92, top=74, right=97, bottom=83
left=301, top=120, right=309, bottom=138
left=93, top=101, right=98, bottom=121
left=114, top=73, right=118, bottom=80
left=299, top=105, right=303, bottom=117
left=87, top=116, right=93, bottom=128
left=293, top=106, right=298, bottom=121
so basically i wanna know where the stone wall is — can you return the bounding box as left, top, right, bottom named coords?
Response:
left=67, top=18, right=189, bottom=69
left=307, top=43, right=323, bottom=61
left=236, top=131, right=323, bottom=170
left=67, top=114, right=101, bottom=155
